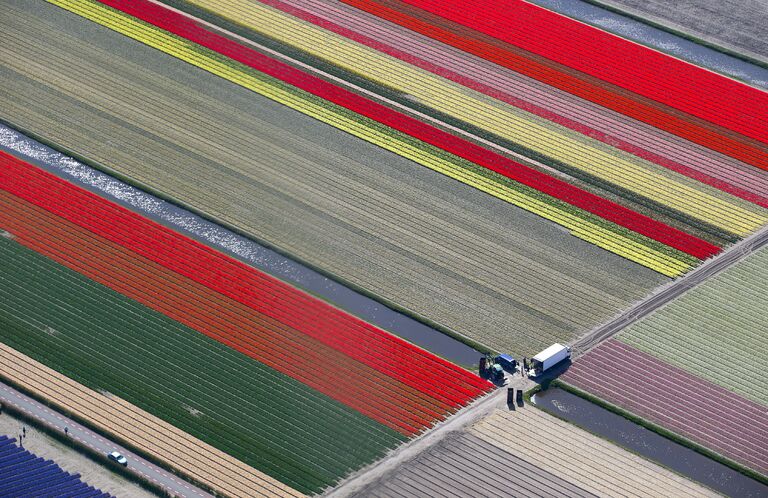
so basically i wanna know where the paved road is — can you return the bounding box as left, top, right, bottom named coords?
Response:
left=573, top=225, right=768, bottom=356
left=0, top=381, right=212, bottom=498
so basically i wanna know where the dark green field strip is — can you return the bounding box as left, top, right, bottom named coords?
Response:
left=0, top=285, right=377, bottom=492
left=0, top=239, right=404, bottom=457
left=0, top=251, right=402, bottom=492
left=0, top=237, right=405, bottom=494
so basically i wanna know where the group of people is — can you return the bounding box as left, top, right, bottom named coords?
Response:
left=520, top=357, right=530, bottom=378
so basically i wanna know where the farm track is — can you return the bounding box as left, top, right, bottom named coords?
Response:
left=0, top=344, right=302, bottom=498
left=470, top=408, right=718, bottom=497
left=183, top=0, right=768, bottom=238
left=562, top=340, right=768, bottom=476
left=0, top=0, right=665, bottom=355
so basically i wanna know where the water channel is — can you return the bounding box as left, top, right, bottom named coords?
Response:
left=533, top=387, right=768, bottom=497
left=0, top=123, right=483, bottom=367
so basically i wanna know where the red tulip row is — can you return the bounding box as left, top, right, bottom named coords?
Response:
left=343, top=0, right=768, bottom=171
left=0, top=193, right=437, bottom=436
left=0, top=152, right=493, bottom=434
left=91, top=0, right=721, bottom=259
left=392, top=0, right=768, bottom=147
left=266, top=0, right=768, bottom=208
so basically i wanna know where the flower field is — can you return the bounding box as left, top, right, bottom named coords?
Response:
left=182, top=0, right=765, bottom=237
left=0, top=0, right=669, bottom=357
left=46, top=0, right=722, bottom=271
left=0, top=344, right=301, bottom=497
left=49, top=0, right=768, bottom=280
left=0, top=151, right=492, bottom=494
left=562, top=340, right=768, bottom=477
left=619, top=247, right=768, bottom=405
left=360, top=407, right=717, bottom=497
left=2, top=0, right=768, bottom=494
left=0, top=436, right=114, bottom=498
left=562, top=247, right=768, bottom=477
left=260, top=0, right=768, bottom=208
left=345, top=0, right=768, bottom=165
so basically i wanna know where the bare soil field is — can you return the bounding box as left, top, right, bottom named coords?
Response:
left=0, top=0, right=665, bottom=355
left=0, top=412, right=154, bottom=498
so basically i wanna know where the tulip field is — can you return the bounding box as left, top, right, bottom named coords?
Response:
left=2, top=0, right=768, bottom=495
left=562, top=247, right=768, bottom=478
left=0, top=436, right=114, bottom=498
left=180, top=0, right=765, bottom=237
left=126, top=0, right=768, bottom=247
left=0, top=0, right=764, bottom=358
left=360, top=407, right=717, bottom=497
left=0, top=344, right=300, bottom=498
left=0, top=0, right=669, bottom=357
left=0, top=152, right=492, bottom=495
left=42, top=0, right=715, bottom=276
left=39, top=0, right=768, bottom=277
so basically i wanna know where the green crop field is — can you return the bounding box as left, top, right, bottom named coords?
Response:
left=0, top=237, right=405, bottom=494
left=618, top=246, right=768, bottom=406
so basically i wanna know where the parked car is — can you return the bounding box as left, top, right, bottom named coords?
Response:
left=108, top=451, right=128, bottom=467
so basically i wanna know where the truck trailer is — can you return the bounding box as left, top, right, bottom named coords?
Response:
left=528, top=343, right=571, bottom=377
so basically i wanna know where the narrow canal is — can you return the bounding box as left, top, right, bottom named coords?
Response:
left=0, top=123, right=483, bottom=367
left=533, top=387, right=768, bottom=497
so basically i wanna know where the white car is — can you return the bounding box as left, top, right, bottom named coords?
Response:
left=108, top=451, right=128, bottom=466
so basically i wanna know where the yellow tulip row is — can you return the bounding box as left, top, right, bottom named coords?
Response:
left=190, top=0, right=768, bottom=237
left=47, top=0, right=694, bottom=276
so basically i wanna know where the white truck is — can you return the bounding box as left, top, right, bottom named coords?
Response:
left=528, top=343, right=571, bottom=377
